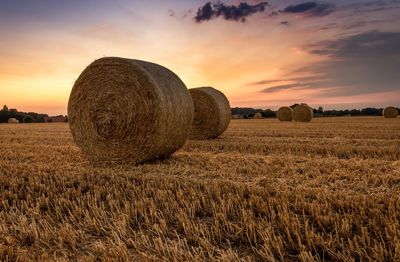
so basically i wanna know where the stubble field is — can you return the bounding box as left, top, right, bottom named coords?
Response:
left=0, top=117, right=399, bottom=261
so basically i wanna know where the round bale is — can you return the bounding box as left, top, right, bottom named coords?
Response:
left=8, top=118, right=19, bottom=124
left=293, top=104, right=313, bottom=122
left=189, top=87, right=231, bottom=140
left=277, top=106, right=293, bottom=121
left=253, top=112, right=263, bottom=119
left=68, top=57, right=194, bottom=165
left=383, top=106, right=399, bottom=118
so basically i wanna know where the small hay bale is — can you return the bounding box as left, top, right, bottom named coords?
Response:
left=277, top=106, right=293, bottom=121
left=253, top=112, right=263, bottom=119
left=189, top=87, right=231, bottom=140
left=383, top=106, right=399, bottom=118
left=293, top=104, right=313, bottom=122
left=8, top=118, right=19, bottom=124
left=68, top=57, right=194, bottom=165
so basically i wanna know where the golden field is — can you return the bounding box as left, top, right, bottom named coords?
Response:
left=0, top=117, right=399, bottom=261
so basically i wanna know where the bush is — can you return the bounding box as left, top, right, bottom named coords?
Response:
left=23, top=115, right=34, bottom=123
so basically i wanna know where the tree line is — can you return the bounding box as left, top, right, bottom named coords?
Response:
left=0, top=105, right=51, bottom=123
left=1, top=104, right=396, bottom=123
left=231, top=104, right=398, bottom=118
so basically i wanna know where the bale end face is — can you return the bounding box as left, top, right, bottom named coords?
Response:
left=293, top=105, right=313, bottom=122
left=383, top=106, right=399, bottom=118
left=277, top=106, right=293, bottom=121
left=68, top=57, right=193, bottom=165
left=189, top=87, right=231, bottom=140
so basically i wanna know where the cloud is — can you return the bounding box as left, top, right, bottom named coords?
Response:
left=281, top=1, right=334, bottom=17
left=283, top=2, right=317, bottom=13
left=258, top=31, right=400, bottom=96
left=169, top=8, right=193, bottom=19
left=261, top=83, right=306, bottom=93
left=194, top=1, right=269, bottom=23
left=246, top=79, right=284, bottom=86
left=344, top=0, right=400, bottom=13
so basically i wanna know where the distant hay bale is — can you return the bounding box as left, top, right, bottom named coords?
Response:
left=293, top=104, right=313, bottom=122
left=231, top=114, right=243, bottom=119
left=189, top=87, right=231, bottom=140
left=68, top=57, right=194, bottom=165
left=383, top=106, right=398, bottom=118
left=8, top=118, right=19, bottom=124
left=277, top=106, right=293, bottom=121
left=253, top=112, right=263, bottom=119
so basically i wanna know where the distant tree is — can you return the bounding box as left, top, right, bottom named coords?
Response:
left=262, top=109, right=276, bottom=118
left=2, top=105, right=8, bottom=112
left=36, top=117, right=45, bottom=123
left=349, top=109, right=361, bottom=116
left=317, top=106, right=324, bottom=114
left=361, top=107, right=381, bottom=116
left=23, top=115, right=34, bottom=123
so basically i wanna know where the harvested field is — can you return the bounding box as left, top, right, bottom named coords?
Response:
left=0, top=117, right=399, bottom=261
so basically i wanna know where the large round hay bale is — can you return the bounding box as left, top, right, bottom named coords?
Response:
left=8, top=118, right=19, bottom=124
left=277, top=106, right=293, bottom=121
left=253, top=112, right=263, bottom=119
left=293, top=104, right=313, bottom=122
left=383, top=106, right=398, bottom=118
left=189, top=87, right=231, bottom=140
left=68, top=57, right=194, bottom=165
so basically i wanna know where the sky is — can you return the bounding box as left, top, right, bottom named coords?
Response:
left=0, top=0, right=399, bottom=115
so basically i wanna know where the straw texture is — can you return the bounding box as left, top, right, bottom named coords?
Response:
left=68, top=57, right=194, bottom=165
left=277, top=106, right=293, bottom=121
left=383, top=106, right=398, bottom=118
left=189, top=87, right=231, bottom=140
left=293, top=105, right=313, bottom=122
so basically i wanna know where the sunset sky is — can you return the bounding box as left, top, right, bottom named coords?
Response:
left=1, top=0, right=400, bottom=115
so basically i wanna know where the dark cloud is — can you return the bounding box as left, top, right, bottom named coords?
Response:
left=194, top=1, right=269, bottom=23
left=259, top=31, right=400, bottom=96
left=283, top=2, right=317, bottom=13
left=345, top=0, right=400, bottom=13
left=281, top=2, right=334, bottom=17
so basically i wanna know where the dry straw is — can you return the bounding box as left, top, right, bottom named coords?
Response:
left=277, top=106, right=293, bottom=121
left=68, top=57, right=194, bottom=165
left=293, top=104, right=313, bottom=122
left=8, top=118, right=19, bottom=124
left=253, top=112, right=263, bottom=119
left=189, top=87, right=231, bottom=140
left=383, top=106, right=398, bottom=118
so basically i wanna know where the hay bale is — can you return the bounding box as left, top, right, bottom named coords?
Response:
left=293, top=104, right=313, bottom=122
left=68, top=57, right=194, bottom=165
left=253, top=112, right=263, bottom=119
left=189, top=87, right=231, bottom=140
left=383, top=106, right=398, bottom=118
left=277, top=106, right=293, bottom=121
left=8, top=118, right=19, bottom=124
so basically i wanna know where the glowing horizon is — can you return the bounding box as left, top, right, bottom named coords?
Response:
left=1, top=0, right=399, bottom=115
